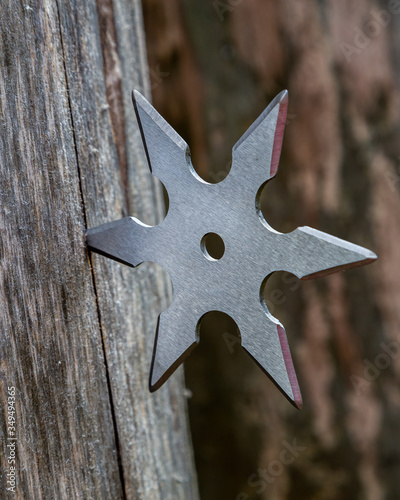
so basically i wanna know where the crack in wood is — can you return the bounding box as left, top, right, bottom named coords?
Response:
left=55, top=2, right=127, bottom=498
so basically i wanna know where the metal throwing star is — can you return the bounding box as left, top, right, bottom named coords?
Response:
left=87, top=90, right=377, bottom=408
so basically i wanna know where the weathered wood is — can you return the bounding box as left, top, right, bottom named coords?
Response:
left=106, top=1, right=199, bottom=497
left=0, top=0, right=198, bottom=498
left=0, top=2, right=122, bottom=497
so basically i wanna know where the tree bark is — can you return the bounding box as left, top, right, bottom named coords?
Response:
left=143, top=0, right=400, bottom=499
left=0, top=1, right=198, bottom=499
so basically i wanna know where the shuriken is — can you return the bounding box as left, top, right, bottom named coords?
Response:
left=87, top=90, right=377, bottom=409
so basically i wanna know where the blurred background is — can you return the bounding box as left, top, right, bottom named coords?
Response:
left=141, top=1, right=400, bottom=499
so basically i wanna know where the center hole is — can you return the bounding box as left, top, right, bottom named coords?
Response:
left=201, top=233, right=225, bottom=261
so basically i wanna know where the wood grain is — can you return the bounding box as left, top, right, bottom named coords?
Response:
left=0, top=1, right=122, bottom=497
left=0, top=0, right=198, bottom=498
left=100, top=1, right=199, bottom=498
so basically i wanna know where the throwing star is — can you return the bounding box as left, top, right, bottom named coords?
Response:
left=87, top=90, right=377, bottom=409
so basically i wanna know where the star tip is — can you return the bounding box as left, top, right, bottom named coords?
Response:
left=353, top=248, right=378, bottom=269
left=132, top=89, right=150, bottom=112
left=132, top=88, right=141, bottom=100
left=149, top=361, right=171, bottom=393
left=278, top=89, right=289, bottom=102
left=289, top=380, right=303, bottom=410
left=276, top=324, right=303, bottom=409
left=149, top=375, right=163, bottom=393
left=270, top=90, right=288, bottom=112
left=293, top=394, right=303, bottom=410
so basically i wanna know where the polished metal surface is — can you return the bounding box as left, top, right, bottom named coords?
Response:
left=87, top=90, right=377, bottom=408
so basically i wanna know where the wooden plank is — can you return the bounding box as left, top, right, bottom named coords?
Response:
left=0, top=0, right=198, bottom=498
left=0, top=1, right=123, bottom=498
left=56, top=0, right=199, bottom=498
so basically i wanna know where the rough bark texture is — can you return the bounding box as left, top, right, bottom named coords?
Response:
left=0, top=1, right=198, bottom=499
left=143, top=0, right=400, bottom=499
